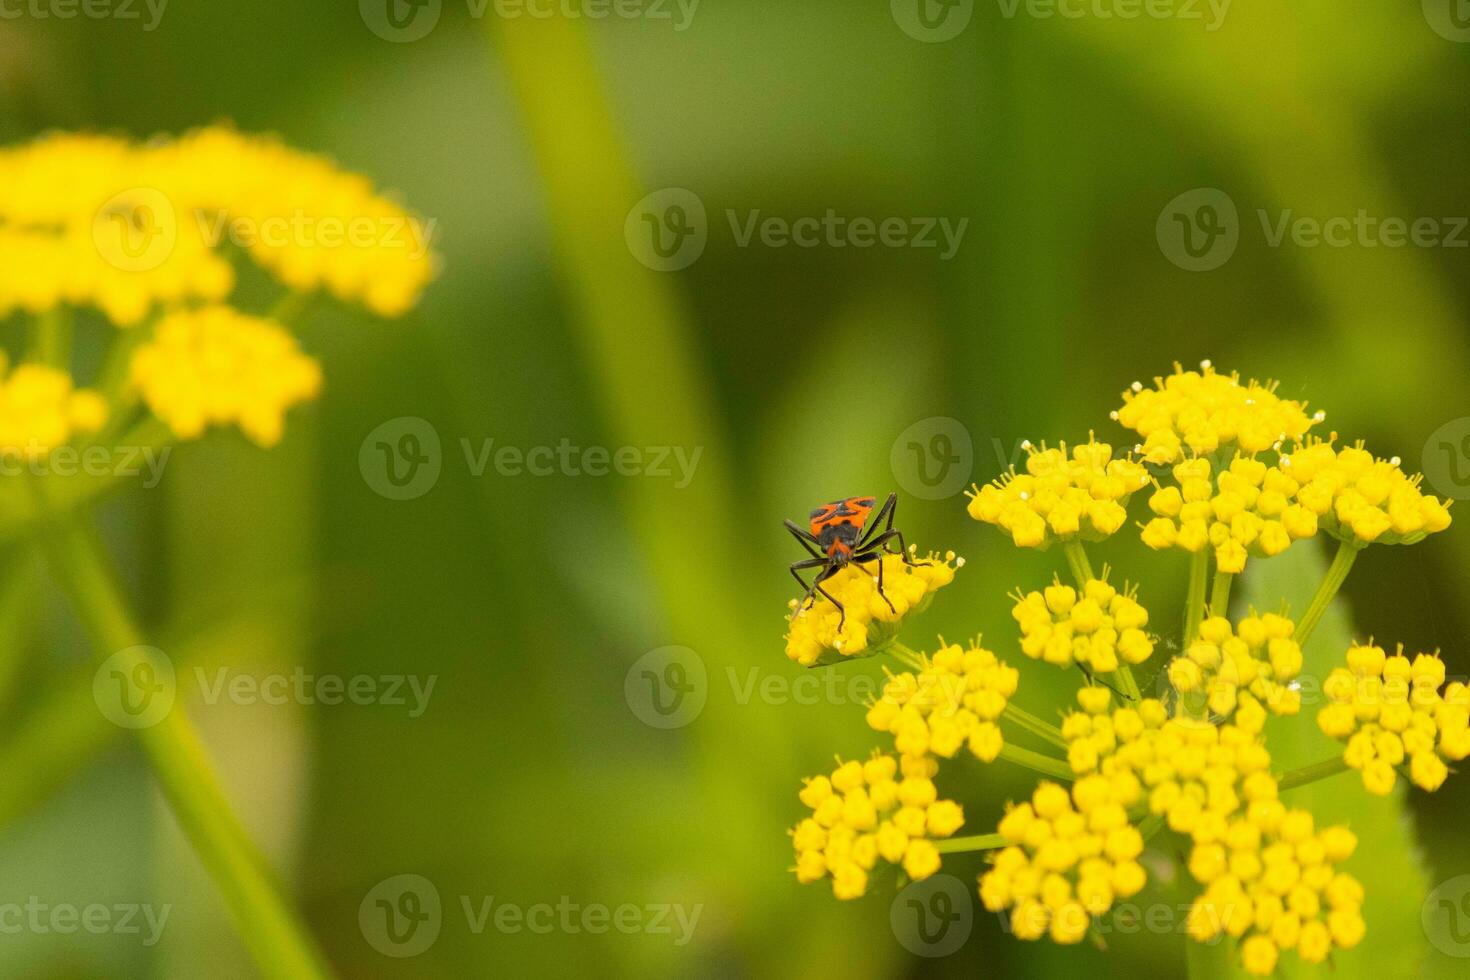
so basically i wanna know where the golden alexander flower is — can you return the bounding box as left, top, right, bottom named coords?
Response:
left=1318, top=645, right=1470, bottom=795
left=1165, top=613, right=1303, bottom=721
left=1139, top=453, right=1319, bottom=573
left=1185, top=805, right=1364, bottom=975
left=1011, top=575, right=1154, bottom=674
left=865, top=640, right=1019, bottom=763
left=783, top=551, right=961, bottom=666
left=130, top=305, right=322, bottom=448
left=1283, top=439, right=1452, bottom=547
left=967, top=437, right=1148, bottom=549
left=978, top=776, right=1148, bottom=944
left=790, top=753, right=963, bottom=899
left=0, top=126, right=438, bottom=325
left=1063, top=689, right=1271, bottom=836
left=1114, top=361, right=1321, bottom=466
left=0, top=359, right=107, bottom=458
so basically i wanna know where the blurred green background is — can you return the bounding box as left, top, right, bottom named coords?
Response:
left=2, top=1, right=1469, bottom=977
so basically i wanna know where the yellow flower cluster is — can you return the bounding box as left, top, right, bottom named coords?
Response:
left=1318, top=645, right=1470, bottom=795
left=783, top=552, right=960, bottom=666
left=790, top=753, right=964, bottom=899
left=1166, top=614, right=1303, bottom=721
left=1186, top=805, right=1364, bottom=976
left=966, top=438, right=1148, bottom=549
left=0, top=127, right=437, bottom=325
left=1011, top=576, right=1154, bottom=673
left=1114, top=361, right=1321, bottom=465
left=1063, top=690, right=1269, bottom=838
left=865, top=641, right=1019, bottom=763
left=979, top=778, right=1147, bottom=944
left=130, top=306, right=322, bottom=448
left=0, top=360, right=107, bottom=458
left=1062, top=690, right=1363, bottom=973
left=1140, top=454, right=1319, bottom=573
left=1284, top=440, right=1452, bottom=547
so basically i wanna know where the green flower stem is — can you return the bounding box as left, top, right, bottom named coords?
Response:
left=998, top=743, right=1074, bottom=781
left=1209, top=569, right=1234, bottom=618
left=1062, top=539, right=1094, bottom=587
left=29, top=306, right=72, bottom=368
left=886, top=641, right=923, bottom=671
left=1295, top=539, right=1360, bottom=647
left=38, top=517, right=332, bottom=980
left=1183, top=549, right=1210, bottom=644
left=934, top=832, right=1008, bottom=855
left=1001, top=703, right=1069, bottom=750
left=1277, top=755, right=1351, bottom=792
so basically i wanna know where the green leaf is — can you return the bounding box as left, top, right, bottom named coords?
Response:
left=1243, top=539, right=1432, bottom=979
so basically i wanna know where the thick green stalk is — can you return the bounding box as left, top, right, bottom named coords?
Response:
left=1002, top=703, right=1068, bottom=749
left=1062, top=539, right=1094, bottom=588
left=935, top=832, right=1007, bottom=855
left=39, top=520, right=331, bottom=980
left=1295, top=539, right=1359, bottom=647
left=997, top=743, right=1074, bottom=781
left=1183, top=549, right=1209, bottom=644
left=29, top=306, right=72, bottom=368
left=1209, top=569, right=1233, bottom=618
left=1277, top=755, right=1351, bottom=792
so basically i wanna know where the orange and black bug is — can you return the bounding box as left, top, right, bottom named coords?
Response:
left=784, top=492, right=926, bottom=630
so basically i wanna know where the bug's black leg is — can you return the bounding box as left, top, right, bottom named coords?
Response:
left=785, top=519, right=825, bottom=560
left=853, top=549, right=897, bottom=615
left=857, top=492, right=898, bottom=551
left=891, top=529, right=931, bottom=567
left=790, top=558, right=827, bottom=607
left=791, top=558, right=848, bottom=628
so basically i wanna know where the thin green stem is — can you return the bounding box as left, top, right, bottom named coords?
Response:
left=934, top=832, right=1007, bottom=855
left=29, top=306, right=72, bottom=368
left=1062, top=539, right=1094, bottom=587
left=36, top=515, right=331, bottom=980
left=1295, top=539, right=1359, bottom=647
left=1002, top=703, right=1068, bottom=749
left=998, top=743, right=1074, bottom=781
left=886, top=641, right=923, bottom=672
left=1208, top=569, right=1234, bottom=618
left=265, top=289, right=312, bottom=327
left=1277, top=755, right=1351, bottom=792
left=1183, top=549, right=1209, bottom=644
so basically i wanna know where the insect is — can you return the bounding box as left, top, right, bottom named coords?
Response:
left=784, top=492, right=926, bottom=630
